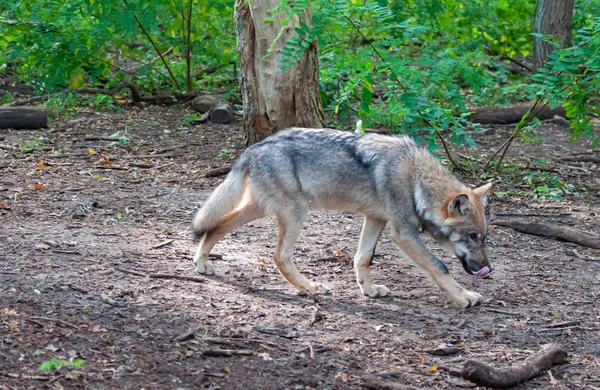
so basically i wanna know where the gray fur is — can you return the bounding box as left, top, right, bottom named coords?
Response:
left=192, top=128, right=493, bottom=308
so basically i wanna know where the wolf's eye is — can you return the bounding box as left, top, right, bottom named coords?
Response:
left=469, top=233, right=478, bottom=241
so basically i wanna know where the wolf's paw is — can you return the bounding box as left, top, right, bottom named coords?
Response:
left=196, top=260, right=215, bottom=275
left=362, top=284, right=391, bottom=298
left=297, top=282, right=331, bottom=296
left=454, top=289, right=483, bottom=309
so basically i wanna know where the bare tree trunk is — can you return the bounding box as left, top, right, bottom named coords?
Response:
left=234, top=0, right=325, bottom=145
left=533, top=0, right=574, bottom=70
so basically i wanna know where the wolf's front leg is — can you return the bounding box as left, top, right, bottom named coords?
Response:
left=391, top=231, right=483, bottom=308
left=354, top=217, right=390, bottom=298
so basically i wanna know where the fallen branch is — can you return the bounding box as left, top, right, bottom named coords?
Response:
left=559, top=156, right=600, bottom=163
left=204, top=166, right=232, bottom=178
left=253, top=326, right=298, bottom=339
left=96, top=165, right=129, bottom=171
left=362, top=378, right=419, bottom=390
left=27, top=316, right=79, bottom=329
left=461, top=343, right=568, bottom=388
left=100, top=294, right=124, bottom=307
left=493, top=220, right=600, bottom=250
left=113, top=267, right=205, bottom=283
left=0, top=372, right=51, bottom=381
left=173, top=325, right=204, bottom=342
left=544, top=321, right=580, bottom=329
left=149, top=239, right=174, bottom=250
left=569, top=249, right=600, bottom=262
left=468, top=102, right=566, bottom=125
left=423, top=346, right=461, bottom=356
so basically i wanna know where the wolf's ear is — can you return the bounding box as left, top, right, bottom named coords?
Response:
left=448, top=193, right=470, bottom=217
left=473, top=183, right=492, bottom=207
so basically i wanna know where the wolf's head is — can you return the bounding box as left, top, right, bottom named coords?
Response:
left=425, top=183, right=493, bottom=278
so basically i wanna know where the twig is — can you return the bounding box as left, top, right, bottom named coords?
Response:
left=173, top=325, right=204, bottom=342
left=68, top=284, right=89, bottom=294
left=204, top=165, right=232, bottom=178
left=149, top=239, right=174, bottom=250
left=147, top=162, right=175, bottom=170
left=484, top=308, right=520, bottom=316
left=100, top=294, right=124, bottom=307
left=27, top=316, right=79, bottom=329
left=25, top=318, right=46, bottom=328
left=148, top=273, right=205, bottom=283
left=96, top=165, right=129, bottom=171
left=543, top=321, right=580, bottom=329
left=435, top=131, right=468, bottom=174
left=569, top=249, right=600, bottom=261
left=0, top=372, right=51, bottom=381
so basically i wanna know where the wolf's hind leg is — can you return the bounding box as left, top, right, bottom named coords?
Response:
left=354, top=217, right=389, bottom=298
left=274, top=205, right=329, bottom=295
left=194, top=202, right=264, bottom=275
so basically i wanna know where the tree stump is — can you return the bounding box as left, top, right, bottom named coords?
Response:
left=191, top=94, right=233, bottom=124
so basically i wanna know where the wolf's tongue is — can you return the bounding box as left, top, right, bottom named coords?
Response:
left=474, top=266, right=490, bottom=278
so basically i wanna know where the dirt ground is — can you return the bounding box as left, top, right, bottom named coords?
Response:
left=1, top=106, right=599, bottom=390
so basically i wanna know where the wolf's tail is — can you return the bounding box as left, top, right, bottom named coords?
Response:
left=192, top=166, right=247, bottom=241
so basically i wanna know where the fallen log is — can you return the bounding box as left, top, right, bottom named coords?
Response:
left=461, top=343, right=568, bottom=388
left=493, top=220, right=600, bottom=249
left=469, top=102, right=566, bottom=125
left=191, top=94, right=233, bottom=124
left=0, top=106, right=47, bottom=129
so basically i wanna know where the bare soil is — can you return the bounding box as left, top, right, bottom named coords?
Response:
left=1, top=106, right=599, bottom=390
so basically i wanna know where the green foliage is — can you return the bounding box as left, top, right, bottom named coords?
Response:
left=528, top=18, right=600, bottom=146
left=39, top=358, right=85, bottom=372
left=0, top=0, right=236, bottom=93
left=494, top=167, right=579, bottom=201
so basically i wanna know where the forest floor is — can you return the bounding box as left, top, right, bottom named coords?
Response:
left=1, top=106, right=599, bottom=390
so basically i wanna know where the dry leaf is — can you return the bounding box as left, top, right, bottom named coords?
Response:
left=89, top=148, right=96, bottom=155
left=33, top=182, right=45, bottom=190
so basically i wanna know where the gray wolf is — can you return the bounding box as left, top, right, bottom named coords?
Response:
left=192, top=128, right=493, bottom=308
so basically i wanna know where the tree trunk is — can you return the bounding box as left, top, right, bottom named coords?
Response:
left=234, top=0, right=325, bottom=145
left=533, top=0, right=574, bottom=70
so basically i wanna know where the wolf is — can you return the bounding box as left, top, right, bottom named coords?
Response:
left=192, top=128, right=493, bottom=308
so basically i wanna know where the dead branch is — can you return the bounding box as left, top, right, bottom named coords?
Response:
left=253, top=326, right=298, bottom=339
left=27, top=316, right=79, bottom=329
left=149, top=239, right=174, bottom=249
left=204, top=166, right=232, bottom=178
left=569, top=249, right=600, bottom=261
left=468, top=101, right=565, bottom=125
left=493, top=220, right=600, bottom=249
left=0, top=107, right=47, bottom=129
left=0, top=372, right=51, bottom=381
left=461, top=343, right=568, bottom=388
left=96, top=165, right=129, bottom=171
left=362, top=378, right=419, bottom=390
left=173, top=325, right=204, bottom=342
left=560, top=155, right=600, bottom=163
left=100, top=294, right=124, bottom=307
left=423, top=346, right=461, bottom=356
left=543, top=321, right=580, bottom=329
left=148, top=273, right=205, bottom=283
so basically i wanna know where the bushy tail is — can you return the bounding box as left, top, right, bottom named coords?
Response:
left=193, top=167, right=247, bottom=241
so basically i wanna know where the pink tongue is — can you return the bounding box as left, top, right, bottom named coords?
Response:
left=474, top=266, right=490, bottom=278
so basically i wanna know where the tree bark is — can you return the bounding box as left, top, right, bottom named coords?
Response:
left=533, top=0, right=574, bottom=70
left=0, top=107, right=47, bottom=129
left=234, top=0, right=325, bottom=145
